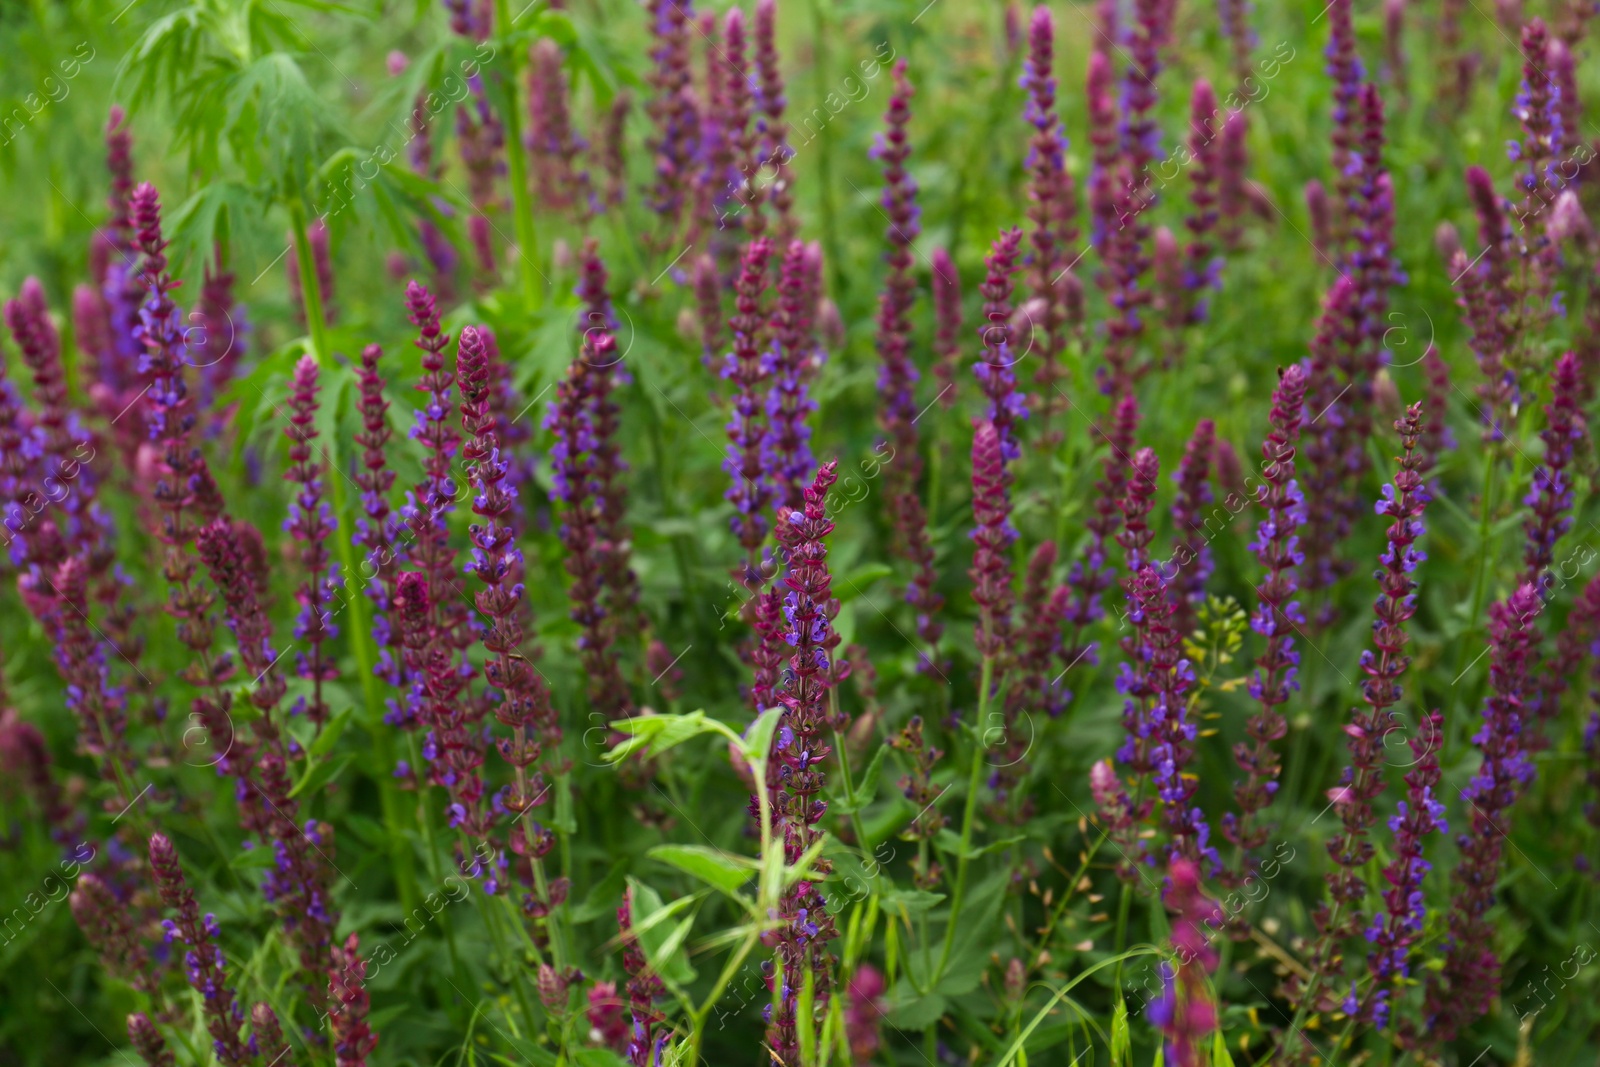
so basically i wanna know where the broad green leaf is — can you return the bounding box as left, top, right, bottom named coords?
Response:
left=627, top=879, right=696, bottom=985
left=289, top=754, right=353, bottom=799
left=607, top=710, right=735, bottom=762
left=648, top=845, right=756, bottom=898
left=884, top=992, right=947, bottom=1030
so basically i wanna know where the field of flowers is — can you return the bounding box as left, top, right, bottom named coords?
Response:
left=2, top=0, right=1598, bottom=1063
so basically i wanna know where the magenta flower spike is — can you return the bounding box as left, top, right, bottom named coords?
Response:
left=1167, top=418, right=1216, bottom=638
left=282, top=355, right=341, bottom=726
left=618, top=888, right=668, bottom=1066
left=644, top=0, right=700, bottom=242
left=148, top=832, right=252, bottom=1065
left=1181, top=80, right=1221, bottom=328
left=1223, top=365, right=1307, bottom=869
left=1425, top=583, right=1542, bottom=1042
left=766, top=460, right=842, bottom=1066
left=1022, top=5, right=1077, bottom=418
left=1217, top=111, right=1251, bottom=253
left=1325, top=0, right=1364, bottom=256
left=599, top=91, right=631, bottom=210
left=873, top=59, right=924, bottom=464
left=1418, top=345, right=1456, bottom=470
left=995, top=541, right=1066, bottom=809
left=458, top=325, right=559, bottom=815
left=1522, top=351, right=1584, bottom=592
left=127, top=1012, right=175, bottom=1067
left=5, top=278, right=120, bottom=620
left=970, top=421, right=1017, bottom=673
left=723, top=238, right=775, bottom=573
left=527, top=38, right=594, bottom=217
left=1150, top=859, right=1223, bottom=1067
left=871, top=63, right=944, bottom=651
left=329, top=933, right=379, bottom=1067
left=931, top=247, right=963, bottom=409
left=767, top=240, right=819, bottom=511
left=74, top=873, right=155, bottom=994
left=547, top=316, right=634, bottom=718
left=1218, top=0, right=1256, bottom=84
left=975, top=228, right=1028, bottom=460
left=351, top=344, right=408, bottom=705
left=721, top=7, right=763, bottom=236
left=31, top=557, right=132, bottom=785
left=576, top=243, right=642, bottom=640
left=754, top=0, right=796, bottom=240
left=1307, top=405, right=1432, bottom=1025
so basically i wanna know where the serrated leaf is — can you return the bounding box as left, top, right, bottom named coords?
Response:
left=648, top=845, right=756, bottom=898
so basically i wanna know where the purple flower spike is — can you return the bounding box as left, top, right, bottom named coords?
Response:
left=459, top=325, right=558, bottom=816
left=1301, top=405, right=1433, bottom=1022
left=931, top=247, right=964, bottom=409
left=971, top=421, right=1017, bottom=668
left=148, top=832, right=252, bottom=1065
left=1224, top=364, right=1306, bottom=870
left=644, top=0, right=699, bottom=242
left=1152, top=859, right=1222, bottom=1067
left=1522, top=352, right=1584, bottom=591
left=766, top=461, right=842, bottom=1066
left=1426, top=583, right=1543, bottom=1041
left=1022, top=5, right=1078, bottom=421
left=975, top=228, right=1028, bottom=461
left=1167, top=418, right=1216, bottom=638
left=723, top=238, right=775, bottom=571
left=283, top=355, right=341, bottom=726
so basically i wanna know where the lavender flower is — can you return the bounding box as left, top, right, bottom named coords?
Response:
left=754, top=0, right=796, bottom=240
left=971, top=421, right=1017, bottom=669
left=250, top=1004, right=294, bottom=1067
left=1366, top=705, right=1445, bottom=1019
left=871, top=66, right=944, bottom=651
left=352, top=345, right=406, bottom=700
left=547, top=321, right=634, bottom=717
left=931, top=247, right=963, bottom=409
left=1149, top=859, right=1222, bottom=1067
left=644, top=0, right=700, bottom=243
left=328, top=933, right=379, bottom=1067
left=1306, top=405, right=1432, bottom=1024
left=767, top=240, right=819, bottom=511
left=526, top=39, right=594, bottom=217
left=283, top=355, right=340, bottom=726
left=1022, top=6, right=1078, bottom=420
left=1324, top=0, right=1364, bottom=256
left=577, top=244, right=642, bottom=644
left=1181, top=80, right=1222, bottom=330
left=766, top=461, right=842, bottom=1066
left=1522, top=351, right=1584, bottom=590
left=127, top=1013, right=175, bottom=1067
left=149, top=832, right=251, bottom=1064
left=974, top=228, right=1028, bottom=460
left=723, top=238, right=775, bottom=571
left=458, top=325, right=558, bottom=815
left=618, top=888, right=667, bottom=1065
left=73, top=872, right=154, bottom=994
left=1224, top=365, right=1306, bottom=869
left=1425, top=583, right=1542, bottom=1041
left=719, top=8, right=763, bottom=236
left=1167, top=419, right=1216, bottom=638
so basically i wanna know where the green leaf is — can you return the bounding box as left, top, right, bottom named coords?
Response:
left=573, top=1050, right=632, bottom=1067
left=1111, top=995, right=1131, bottom=1067
left=834, top=741, right=888, bottom=815
left=742, top=706, right=785, bottom=768
left=884, top=992, right=947, bottom=1030
left=289, top=754, right=353, bottom=799
left=648, top=845, right=756, bottom=898
left=230, top=845, right=279, bottom=871
left=570, top=863, right=628, bottom=924
left=607, top=710, right=735, bottom=762
left=881, top=887, right=946, bottom=917
left=626, top=879, right=696, bottom=985
left=308, top=706, right=353, bottom=760
left=1211, top=1030, right=1237, bottom=1067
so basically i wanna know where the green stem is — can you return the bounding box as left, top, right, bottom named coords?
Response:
left=1279, top=901, right=1343, bottom=1061
left=935, top=656, right=993, bottom=980
left=494, top=0, right=545, bottom=309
